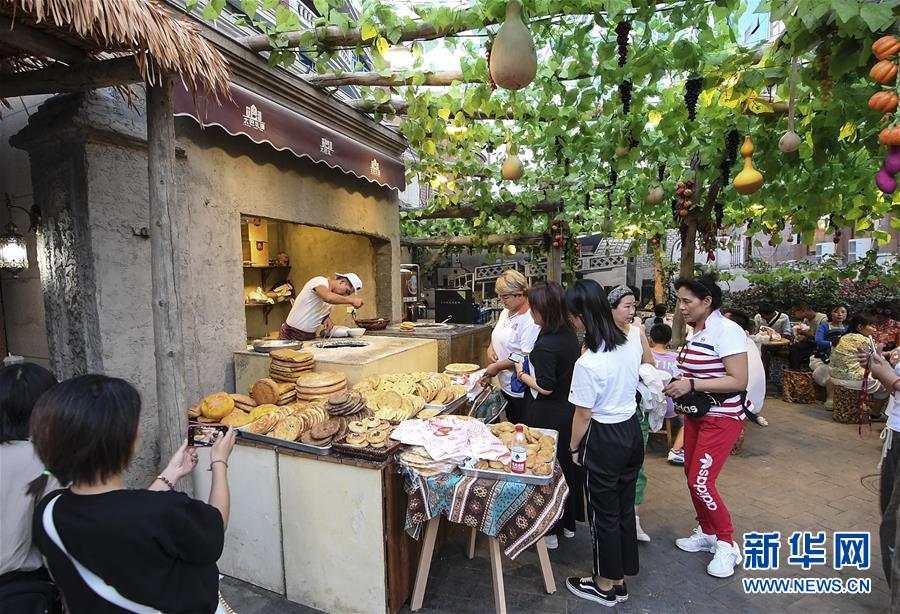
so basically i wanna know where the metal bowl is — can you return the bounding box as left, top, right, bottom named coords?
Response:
left=251, top=339, right=303, bottom=353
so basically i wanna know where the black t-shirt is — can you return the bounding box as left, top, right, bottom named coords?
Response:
left=33, top=489, right=224, bottom=613
left=524, top=329, right=581, bottom=435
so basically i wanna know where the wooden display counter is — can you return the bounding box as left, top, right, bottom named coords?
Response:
left=193, top=439, right=418, bottom=614
left=365, top=323, right=491, bottom=372
left=234, top=335, right=438, bottom=393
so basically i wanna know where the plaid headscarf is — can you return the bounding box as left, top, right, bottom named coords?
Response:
left=607, top=285, right=634, bottom=306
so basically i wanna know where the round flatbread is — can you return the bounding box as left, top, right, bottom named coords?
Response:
left=296, top=371, right=347, bottom=388
left=250, top=378, right=280, bottom=405
left=311, top=418, right=341, bottom=440
left=445, top=363, right=480, bottom=374
left=230, top=393, right=257, bottom=407
left=270, top=349, right=314, bottom=363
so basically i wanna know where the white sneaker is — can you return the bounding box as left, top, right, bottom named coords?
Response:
left=707, top=540, right=742, bottom=578
left=544, top=534, right=559, bottom=549
left=757, top=416, right=769, bottom=427
left=635, top=516, right=651, bottom=542
left=675, top=526, right=717, bottom=553
left=563, top=528, right=575, bottom=538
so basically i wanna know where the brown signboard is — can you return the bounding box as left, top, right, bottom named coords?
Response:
left=173, top=81, right=405, bottom=190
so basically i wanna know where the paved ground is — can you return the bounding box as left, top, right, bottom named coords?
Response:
left=221, top=398, right=891, bottom=613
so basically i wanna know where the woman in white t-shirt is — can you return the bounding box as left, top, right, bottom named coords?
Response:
left=564, top=280, right=644, bottom=607
left=664, top=274, right=748, bottom=580
left=484, top=270, right=540, bottom=424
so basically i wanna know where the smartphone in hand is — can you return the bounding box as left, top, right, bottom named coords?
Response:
left=508, top=352, right=524, bottom=363
left=188, top=424, right=228, bottom=447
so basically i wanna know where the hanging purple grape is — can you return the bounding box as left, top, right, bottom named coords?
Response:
left=615, top=21, right=631, bottom=67
left=684, top=77, right=702, bottom=121
left=719, top=129, right=739, bottom=183
left=619, top=80, right=633, bottom=114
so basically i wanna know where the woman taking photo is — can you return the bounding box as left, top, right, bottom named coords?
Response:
left=514, top=282, right=583, bottom=548
left=607, top=286, right=655, bottom=544
left=484, top=269, right=540, bottom=424
left=564, top=280, right=644, bottom=606
left=664, top=274, right=748, bottom=579
left=30, top=375, right=236, bottom=613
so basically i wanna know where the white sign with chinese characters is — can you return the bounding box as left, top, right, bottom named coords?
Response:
left=320, top=138, right=334, bottom=156
left=370, top=159, right=381, bottom=177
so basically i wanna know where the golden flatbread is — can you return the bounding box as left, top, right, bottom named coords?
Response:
left=296, top=371, right=347, bottom=388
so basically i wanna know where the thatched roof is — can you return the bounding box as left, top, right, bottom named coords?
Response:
left=0, top=0, right=229, bottom=95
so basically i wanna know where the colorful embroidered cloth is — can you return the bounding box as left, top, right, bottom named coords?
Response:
left=404, top=465, right=569, bottom=559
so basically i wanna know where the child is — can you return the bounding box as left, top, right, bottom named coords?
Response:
left=648, top=324, right=684, bottom=465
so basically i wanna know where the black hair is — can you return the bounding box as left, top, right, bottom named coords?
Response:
left=791, top=299, right=812, bottom=311
left=648, top=323, right=673, bottom=345
left=30, top=375, right=141, bottom=488
left=674, top=273, right=722, bottom=311
left=757, top=303, right=776, bottom=317
left=847, top=313, right=874, bottom=335
left=652, top=303, right=667, bottom=319
left=527, top=282, right=571, bottom=336
left=723, top=308, right=753, bottom=333
left=564, top=279, right=627, bottom=353
left=0, top=363, right=57, bottom=444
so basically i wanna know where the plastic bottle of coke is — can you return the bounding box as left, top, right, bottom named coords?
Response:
left=510, top=425, right=527, bottom=474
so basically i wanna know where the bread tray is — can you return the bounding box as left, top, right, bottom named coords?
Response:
left=237, top=427, right=331, bottom=455
left=423, top=394, right=468, bottom=414
left=459, top=427, right=558, bottom=485
left=331, top=435, right=403, bottom=461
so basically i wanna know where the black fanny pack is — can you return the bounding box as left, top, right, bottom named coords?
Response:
left=673, top=387, right=746, bottom=417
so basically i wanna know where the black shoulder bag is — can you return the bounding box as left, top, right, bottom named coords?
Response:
left=673, top=341, right=746, bottom=417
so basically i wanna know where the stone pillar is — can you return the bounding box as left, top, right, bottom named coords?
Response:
left=9, top=94, right=104, bottom=378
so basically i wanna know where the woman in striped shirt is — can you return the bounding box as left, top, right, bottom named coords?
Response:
left=664, top=274, right=748, bottom=579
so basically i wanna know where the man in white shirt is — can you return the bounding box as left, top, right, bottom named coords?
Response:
left=279, top=273, right=364, bottom=341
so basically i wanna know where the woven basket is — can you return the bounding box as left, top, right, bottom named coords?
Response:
left=782, top=369, right=815, bottom=404
left=355, top=318, right=390, bottom=331
left=832, top=385, right=863, bottom=424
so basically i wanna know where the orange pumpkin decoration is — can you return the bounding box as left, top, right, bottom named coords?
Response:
left=879, top=125, right=900, bottom=145
left=869, top=91, right=899, bottom=113
left=870, top=59, right=898, bottom=84
left=873, top=35, right=900, bottom=60
left=677, top=209, right=689, bottom=218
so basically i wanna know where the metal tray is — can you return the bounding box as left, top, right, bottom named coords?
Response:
left=237, top=427, right=331, bottom=455
left=423, top=394, right=468, bottom=414
left=313, top=340, right=370, bottom=349
left=251, top=339, right=303, bottom=353
left=459, top=427, right=558, bottom=485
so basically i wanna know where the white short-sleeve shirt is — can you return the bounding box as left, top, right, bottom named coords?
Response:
left=568, top=326, right=642, bottom=424
left=285, top=276, right=332, bottom=333
left=491, top=308, right=540, bottom=397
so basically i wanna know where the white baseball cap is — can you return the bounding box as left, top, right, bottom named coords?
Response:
left=336, top=272, right=362, bottom=292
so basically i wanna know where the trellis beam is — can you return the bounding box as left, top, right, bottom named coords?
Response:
left=407, top=199, right=563, bottom=220
left=401, top=232, right=544, bottom=248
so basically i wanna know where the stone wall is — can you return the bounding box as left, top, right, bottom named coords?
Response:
left=10, top=89, right=402, bottom=485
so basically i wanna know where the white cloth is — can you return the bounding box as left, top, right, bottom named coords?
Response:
left=637, top=364, right=673, bottom=432
left=569, top=326, right=642, bottom=424
left=746, top=338, right=766, bottom=414
left=490, top=308, right=540, bottom=397
left=885, top=363, right=900, bottom=432
left=285, top=276, right=332, bottom=333
left=390, top=416, right=510, bottom=462
left=0, top=440, right=60, bottom=575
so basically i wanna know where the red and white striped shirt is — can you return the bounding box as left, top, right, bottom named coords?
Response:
left=677, top=310, right=748, bottom=420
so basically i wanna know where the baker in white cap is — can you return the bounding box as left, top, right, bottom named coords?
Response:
left=279, top=273, right=364, bottom=341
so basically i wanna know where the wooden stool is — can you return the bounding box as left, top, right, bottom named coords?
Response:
left=410, top=516, right=556, bottom=613
left=647, top=417, right=674, bottom=450
left=782, top=369, right=815, bottom=404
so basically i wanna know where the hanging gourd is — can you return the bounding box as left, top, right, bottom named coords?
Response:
left=501, top=144, right=524, bottom=181
left=644, top=184, right=665, bottom=205
left=778, top=58, right=802, bottom=153
left=489, top=1, right=537, bottom=91
left=733, top=136, right=764, bottom=195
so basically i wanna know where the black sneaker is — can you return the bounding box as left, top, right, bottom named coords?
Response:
left=565, top=576, right=617, bottom=607
left=614, top=581, right=628, bottom=603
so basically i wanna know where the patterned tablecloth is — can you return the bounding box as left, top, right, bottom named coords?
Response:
left=404, top=465, right=570, bottom=559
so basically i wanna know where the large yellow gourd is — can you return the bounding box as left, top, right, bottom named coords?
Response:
left=501, top=152, right=524, bottom=180
left=489, top=1, right=537, bottom=90
left=733, top=135, right=764, bottom=195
